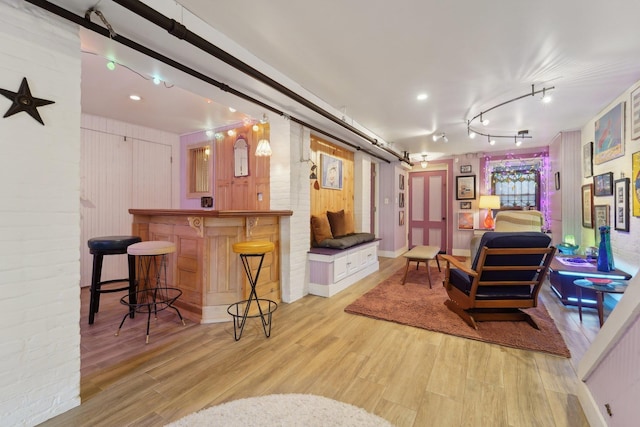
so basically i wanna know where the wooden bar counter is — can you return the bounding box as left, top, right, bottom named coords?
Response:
left=129, top=209, right=293, bottom=323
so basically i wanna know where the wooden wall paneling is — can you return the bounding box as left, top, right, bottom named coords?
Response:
left=310, top=136, right=355, bottom=217
left=214, top=124, right=270, bottom=210
left=205, top=224, right=243, bottom=306
left=173, top=225, right=203, bottom=313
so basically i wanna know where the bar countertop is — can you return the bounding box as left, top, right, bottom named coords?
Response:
left=129, top=209, right=293, bottom=217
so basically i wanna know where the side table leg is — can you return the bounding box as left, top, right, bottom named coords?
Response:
left=596, top=291, right=604, bottom=327
left=577, top=287, right=583, bottom=323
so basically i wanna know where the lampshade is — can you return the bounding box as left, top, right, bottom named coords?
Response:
left=479, top=195, right=501, bottom=209
left=479, top=195, right=500, bottom=229
left=255, top=139, right=272, bottom=157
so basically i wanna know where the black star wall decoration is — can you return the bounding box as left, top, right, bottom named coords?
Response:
left=0, top=77, right=55, bottom=125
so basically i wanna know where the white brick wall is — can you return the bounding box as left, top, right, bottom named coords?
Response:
left=0, top=2, right=81, bottom=425
left=269, top=117, right=310, bottom=302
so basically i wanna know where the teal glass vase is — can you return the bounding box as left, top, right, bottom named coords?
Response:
left=597, top=226, right=614, bottom=272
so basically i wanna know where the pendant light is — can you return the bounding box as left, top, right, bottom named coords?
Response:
left=255, top=114, right=272, bottom=157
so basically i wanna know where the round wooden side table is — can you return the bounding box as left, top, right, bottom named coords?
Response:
left=573, top=278, right=628, bottom=327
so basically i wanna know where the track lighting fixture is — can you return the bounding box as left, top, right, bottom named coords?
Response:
left=467, top=84, right=554, bottom=145
left=432, top=132, right=448, bottom=142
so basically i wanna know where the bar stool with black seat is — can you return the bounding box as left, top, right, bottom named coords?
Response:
left=87, top=235, right=142, bottom=325
left=227, top=241, right=278, bottom=341
left=116, top=240, right=186, bottom=343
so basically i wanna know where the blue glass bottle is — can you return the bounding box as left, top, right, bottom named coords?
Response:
left=597, top=226, right=614, bottom=272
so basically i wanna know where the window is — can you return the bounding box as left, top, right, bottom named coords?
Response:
left=491, top=168, right=540, bottom=209
left=187, top=142, right=212, bottom=198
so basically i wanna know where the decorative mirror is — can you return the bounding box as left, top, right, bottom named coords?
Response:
left=234, top=136, right=249, bottom=177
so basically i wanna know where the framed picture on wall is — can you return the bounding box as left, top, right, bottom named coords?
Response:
left=582, top=184, right=594, bottom=228
left=594, top=172, right=614, bottom=196
left=614, top=178, right=630, bottom=231
left=457, top=212, right=474, bottom=230
left=399, top=174, right=405, bottom=190
left=460, top=164, right=472, bottom=173
left=399, top=210, right=405, bottom=226
left=399, top=192, right=405, bottom=208
left=320, top=153, right=343, bottom=190
left=456, top=175, right=476, bottom=200
left=594, top=204, right=610, bottom=229
left=633, top=151, right=640, bottom=217
left=594, top=204, right=610, bottom=246
left=583, top=141, right=593, bottom=178
left=460, top=201, right=472, bottom=209
left=594, top=102, right=625, bottom=165
left=631, top=86, right=640, bottom=140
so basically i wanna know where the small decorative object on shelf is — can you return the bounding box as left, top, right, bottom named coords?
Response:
left=597, top=226, right=615, bottom=272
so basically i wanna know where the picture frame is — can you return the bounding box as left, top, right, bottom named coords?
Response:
left=457, top=212, right=474, bottom=230
left=455, top=175, right=476, bottom=200
left=399, top=192, right=405, bottom=208
left=614, top=178, right=630, bottom=231
left=460, top=164, right=472, bottom=173
left=633, top=151, right=640, bottom=217
left=594, top=172, right=614, bottom=196
left=583, top=141, right=593, bottom=178
left=399, top=174, right=405, bottom=190
left=320, top=153, right=343, bottom=190
left=399, top=210, right=405, bottom=226
left=582, top=184, right=594, bottom=228
left=594, top=204, right=610, bottom=245
left=631, top=86, right=640, bottom=140
left=594, top=102, right=625, bottom=165
left=460, top=201, right=472, bottom=210
left=554, top=171, right=560, bottom=190
left=594, top=204, right=610, bottom=228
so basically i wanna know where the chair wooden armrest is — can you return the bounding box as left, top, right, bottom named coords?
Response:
left=440, top=254, right=478, bottom=277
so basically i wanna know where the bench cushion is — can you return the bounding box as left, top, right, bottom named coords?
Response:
left=314, top=232, right=376, bottom=249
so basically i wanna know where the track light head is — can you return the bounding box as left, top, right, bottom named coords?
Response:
left=433, top=132, right=447, bottom=142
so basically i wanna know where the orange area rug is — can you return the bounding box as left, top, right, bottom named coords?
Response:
left=345, top=265, right=570, bottom=358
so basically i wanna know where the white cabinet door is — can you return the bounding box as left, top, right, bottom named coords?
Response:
left=333, top=253, right=348, bottom=282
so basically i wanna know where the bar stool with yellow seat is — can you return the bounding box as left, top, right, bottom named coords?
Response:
left=227, top=240, right=278, bottom=341
left=116, top=240, right=186, bottom=343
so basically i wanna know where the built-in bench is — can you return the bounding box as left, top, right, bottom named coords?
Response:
left=308, top=239, right=380, bottom=297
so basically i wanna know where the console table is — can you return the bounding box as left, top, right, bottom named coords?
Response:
left=549, top=256, right=631, bottom=307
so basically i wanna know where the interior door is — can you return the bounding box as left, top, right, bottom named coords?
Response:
left=409, top=170, right=447, bottom=251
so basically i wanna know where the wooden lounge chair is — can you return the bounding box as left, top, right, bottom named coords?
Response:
left=441, top=232, right=556, bottom=329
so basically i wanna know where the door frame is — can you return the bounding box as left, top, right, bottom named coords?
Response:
left=408, top=159, right=454, bottom=254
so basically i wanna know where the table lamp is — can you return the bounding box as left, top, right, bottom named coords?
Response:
left=479, top=195, right=501, bottom=229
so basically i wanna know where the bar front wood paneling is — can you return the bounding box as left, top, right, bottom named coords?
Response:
left=130, top=209, right=293, bottom=323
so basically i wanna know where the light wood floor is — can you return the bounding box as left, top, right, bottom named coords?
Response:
left=41, top=256, right=604, bottom=427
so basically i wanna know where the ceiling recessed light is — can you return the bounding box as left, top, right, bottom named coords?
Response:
left=228, top=107, right=237, bottom=112
left=129, top=94, right=141, bottom=101
left=416, top=93, right=428, bottom=101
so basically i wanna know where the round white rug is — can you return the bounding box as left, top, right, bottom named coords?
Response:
left=165, top=393, right=393, bottom=427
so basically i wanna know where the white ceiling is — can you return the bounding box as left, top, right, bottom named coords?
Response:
left=48, top=0, right=640, bottom=162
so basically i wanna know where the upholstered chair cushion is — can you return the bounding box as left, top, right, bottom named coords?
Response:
left=450, top=231, right=552, bottom=299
